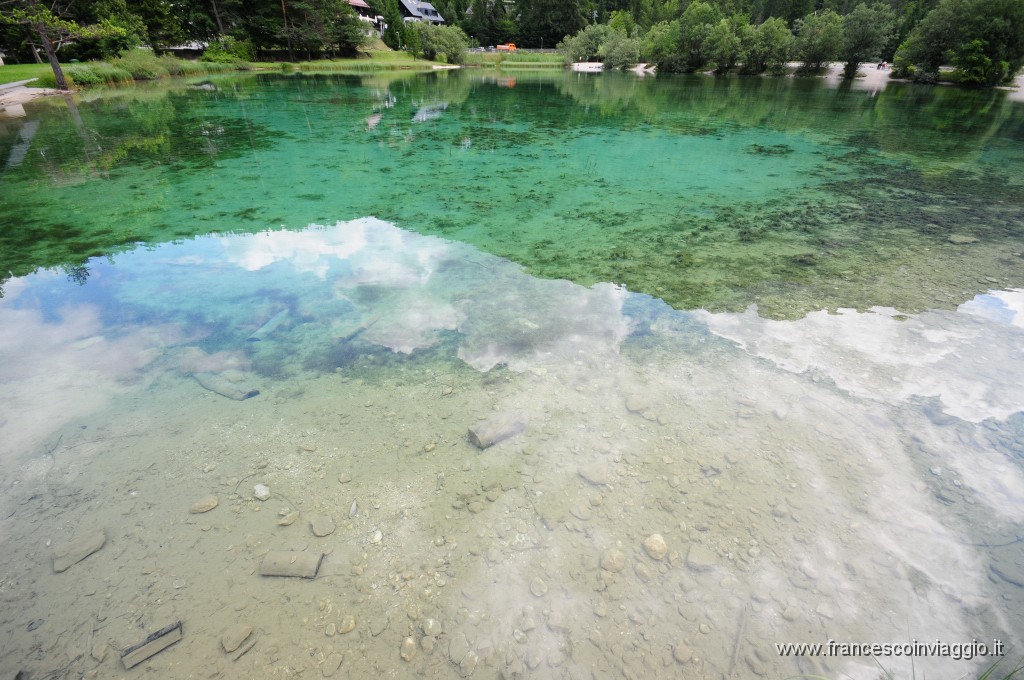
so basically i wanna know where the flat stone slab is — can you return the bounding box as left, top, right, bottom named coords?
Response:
left=259, top=550, right=323, bottom=579
left=221, top=623, right=253, bottom=653
left=686, top=544, right=718, bottom=571
left=53, top=529, right=106, bottom=572
left=468, top=412, right=526, bottom=449
left=310, top=514, right=336, bottom=537
left=578, top=463, right=612, bottom=486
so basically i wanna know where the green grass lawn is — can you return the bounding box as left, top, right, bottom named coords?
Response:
left=259, top=50, right=443, bottom=73
left=0, top=63, right=54, bottom=86
left=2, top=47, right=548, bottom=91
left=463, top=51, right=565, bottom=69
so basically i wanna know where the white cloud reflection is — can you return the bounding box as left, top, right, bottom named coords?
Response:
left=2, top=219, right=1022, bottom=678
left=219, top=218, right=633, bottom=367
left=699, top=297, right=1024, bottom=423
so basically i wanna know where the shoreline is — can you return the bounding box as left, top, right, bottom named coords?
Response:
left=4, top=60, right=1023, bottom=113
left=0, top=86, right=64, bottom=108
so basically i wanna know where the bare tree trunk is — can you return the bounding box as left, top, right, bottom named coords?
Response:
left=211, top=0, right=225, bottom=33
left=31, top=44, right=43, bottom=63
left=280, top=0, right=294, bottom=61
left=35, top=24, right=69, bottom=90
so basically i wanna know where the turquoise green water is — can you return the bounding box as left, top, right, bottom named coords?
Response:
left=0, top=72, right=1023, bottom=679
left=3, top=71, right=1023, bottom=316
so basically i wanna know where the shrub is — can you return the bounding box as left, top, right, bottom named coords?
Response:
left=65, top=62, right=133, bottom=85
left=111, top=49, right=171, bottom=79
left=558, top=24, right=614, bottom=63
left=201, top=36, right=254, bottom=63
left=37, top=62, right=135, bottom=88
left=600, top=32, right=641, bottom=70
left=36, top=72, right=72, bottom=88
left=409, top=23, right=469, bottom=64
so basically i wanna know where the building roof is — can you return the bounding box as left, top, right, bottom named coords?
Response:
left=398, top=0, right=445, bottom=22
left=348, top=0, right=371, bottom=8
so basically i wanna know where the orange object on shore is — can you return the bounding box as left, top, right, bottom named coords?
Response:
left=496, top=43, right=517, bottom=52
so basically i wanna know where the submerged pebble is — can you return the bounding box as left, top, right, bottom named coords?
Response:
left=189, top=495, right=218, bottom=514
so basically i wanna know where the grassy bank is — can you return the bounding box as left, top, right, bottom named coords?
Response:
left=463, top=52, right=565, bottom=69
left=0, top=63, right=54, bottom=84
left=1, top=49, right=443, bottom=91
left=276, top=52, right=440, bottom=73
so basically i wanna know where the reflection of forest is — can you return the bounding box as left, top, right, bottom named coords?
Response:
left=544, top=71, right=1020, bottom=167
left=1, top=71, right=1022, bottom=311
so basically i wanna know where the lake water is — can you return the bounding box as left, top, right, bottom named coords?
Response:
left=1, top=70, right=1023, bottom=679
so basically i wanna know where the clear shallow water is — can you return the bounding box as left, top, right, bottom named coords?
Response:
left=0, top=72, right=1023, bottom=679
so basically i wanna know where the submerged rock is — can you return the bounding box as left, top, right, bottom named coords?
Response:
left=600, top=548, right=627, bottom=573
left=401, top=637, right=417, bottom=661
left=310, top=515, right=336, bottom=537
left=947, top=234, right=978, bottom=245
left=642, top=534, right=668, bottom=560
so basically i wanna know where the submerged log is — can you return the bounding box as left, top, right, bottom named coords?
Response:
left=248, top=309, right=289, bottom=342
left=192, top=372, right=259, bottom=401
left=121, top=621, right=183, bottom=669
left=468, top=412, right=527, bottom=449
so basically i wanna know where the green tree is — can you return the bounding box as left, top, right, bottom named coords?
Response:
left=464, top=0, right=513, bottom=46
left=557, top=23, right=612, bottom=62
left=411, top=21, right=468, bottom=62
left=404, top=17, right=420, bottom=56
left=374, top=0, right=404, bottom=49
left=0, top=0, right=122, bottom=88
left=839, top=2, right=894, bottom=77
left=752, top=0, right=813, bottom=26
left=72, top=0, right=146, bottom=59
left=641, top=19, right=683, bottom=69
left=677, top=0, right=722, bottom=70
left=599, top=29, right=640, bottom=68
left=893, top=0, right=1024, bottom=84
left=740, top=16, right=792, bottom=73
left=608, top=9, right=635, bottom=36
left=133, top=0, right=182, bottom=51
left=794, top=8, right=842, bottom=70
left=705, top=14, right=749, bottom=72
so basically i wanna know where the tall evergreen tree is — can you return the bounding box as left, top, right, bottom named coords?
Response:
left=517, top=0, right=587, bottom=48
